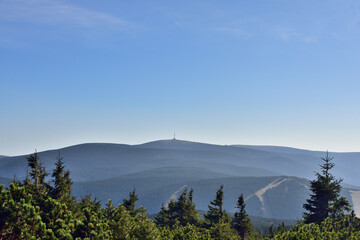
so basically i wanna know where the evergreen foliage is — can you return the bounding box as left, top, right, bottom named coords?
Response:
left=303, top=152, right=351, bottom=224
left=26, top=151, right=48, bottom=192
left=232, top=194, right=253, bottom=240
left=122, top=188, right=146, bottom=217
left=274, top=212, right=360, bottom=239
left=159, top=221, right=210, bottom=240
left=204, top=185, right=230, bottom=226
left=155, top=188, right=199, bottom=227
left=123, top=188, right=138, bottom=211
left=1, top=151, right=360, bottom=239
left=209, top=219, right=241, bottom=240
left=51, top=153, right=72, bottom=201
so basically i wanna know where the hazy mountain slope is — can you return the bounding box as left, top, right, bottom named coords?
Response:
left=238, top=145, right=360, bottom=168
left=139, top=140, right=360, bottom=185
left=0, top=149, right=281, bottom=182
left=72, top=174, right=314, bottom=218
left=0, top=177, right=12, bottom=185
left=0, top=141, right=288, bottom=181
left=236, top=145, right=321, bottom=155
left=145, top=176, right=312, bottom=219
left=1, top=140, right=359, bottom=219
left=0, top=155, right=8, bottom=159
left=1, top=139, right=359, bottom=185
left=140, top=175, right=353, bottom=219
left=73, top=174, right=282, bottom=215
left=236, top=145, right=360, bottom=185
left=72, top=167, right=232, bottom=206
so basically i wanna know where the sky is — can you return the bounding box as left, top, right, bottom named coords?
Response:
left=1, top=0, right=360, bottom=156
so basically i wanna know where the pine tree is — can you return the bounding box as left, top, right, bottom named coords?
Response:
left=155, top=203, right=172, bottom=227
left=27, top=151, right=48, bottom=192
left=303, top=152, right=350, bottom=224
left=155, top=188, right=199, bottom=227
left=0, top=183, right=47, bottom=239
left=204, top=185, right=230, bottom=226
left=274, top=213, right=360, bottom=239
left=209, top=220, right=241, bottom=240
left=51, top=152, right=73, bottom=202
left=188, top=188, right=194, bottom=202
left=173, top=188, right=199, bottom=226
left=232, top=194, right=253, bottom=240
left=277, top=222, right=286, bottom=234
left=123, top=188, right=145, bottom=217
left=268, top=225, right=275, bottom=238
left=123, top=188, right=139, bottom=212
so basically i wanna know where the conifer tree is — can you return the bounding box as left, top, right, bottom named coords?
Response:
left=277, top=222, right=286, bottom=234
left=51, top=152, right=73, bottom=202
left=204, top=185, right=230, bottom=225
left=188, top=188, right=194, bottom=202
left=123, top=188, right=139, bottom=211
left=232, top=194, right=253, bottom=240
left=173, top=188, right=199, bottom=226
left=303, top=152, right=350, bottom=224
left=155, top=203, right=172, bottom=227
left=155, top=188, right=199, bottom=227
left=0, top=183, right=47, bottom=239
left=27, top=151, right=48, bottom=192
left=123, top=187, right=146, bottom=217
left=268, top=225, right=275, bottom=238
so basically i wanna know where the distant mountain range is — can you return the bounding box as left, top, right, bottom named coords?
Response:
left=0, top=139, right=359, bottom=219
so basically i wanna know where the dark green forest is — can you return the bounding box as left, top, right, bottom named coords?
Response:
left=1, top=152, right=359, bottom=239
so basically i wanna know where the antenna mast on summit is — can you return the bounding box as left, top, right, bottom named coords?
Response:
left=173, top=132, right=176, bottom=140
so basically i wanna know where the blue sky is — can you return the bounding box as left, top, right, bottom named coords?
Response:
left=1, top=0, right=360, bottom=155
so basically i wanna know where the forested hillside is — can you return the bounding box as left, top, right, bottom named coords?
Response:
left=1, top=140, right=359, bottom=220
left=1, top=151, right=360, bottom=239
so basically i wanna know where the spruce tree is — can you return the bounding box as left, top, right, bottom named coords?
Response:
left=123, top=188, right=146, bottom=217
left=27, top=151, right=48, bottom=192
left=155, top=188, right=199, bottom=227
left=174, top=188, right=199, bottom=226
left=303, top=152, right=350, bottom=224
left=51, top=153, right=73, bottom=201
left=155, top=203, right=172, bottom=227
left=277, top=222, right=286, bottom=234
left=188, top=188, right=194, bottom=202
left=232, top=194, right=253, bottom=240
left=204, top=185, right=230, bottom=225
left=123, top=188, right=139, bottom=212
left=268, top=225, right=275, bottom=238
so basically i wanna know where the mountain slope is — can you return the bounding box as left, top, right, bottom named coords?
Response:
left=0, top=177, right=12, bottom=185
left=0, top=140, right=289, bottom=181
left=1, top=139, right=359, bottom=219
left=0, top=139, right=340, bottom=182
left=73, top=172, right=354, bottom=219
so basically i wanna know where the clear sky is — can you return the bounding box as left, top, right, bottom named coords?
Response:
left=1, top=0, right=360, bottom=156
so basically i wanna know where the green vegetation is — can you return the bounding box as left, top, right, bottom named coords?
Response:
left=232, top=194, right=253, bottom=240
left=303, top=152, right=351, bottom=224
left=274, top=213, right=360, bottom=239
left=155, top=188, right=199, bottom=227
left=0, top=151, right=359, bottom=239
left=2, top=141, right=359, bottom=220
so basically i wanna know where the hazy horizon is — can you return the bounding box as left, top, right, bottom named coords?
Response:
left=1, top=137, right=357, bottom=157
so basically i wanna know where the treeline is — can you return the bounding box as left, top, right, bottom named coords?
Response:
left=0, top=152, right=360, bottom=239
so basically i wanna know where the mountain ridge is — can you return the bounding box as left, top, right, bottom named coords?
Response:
left=1, top=139, right=359, bottom=185
left=1, top=139, right=359, bottom=219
